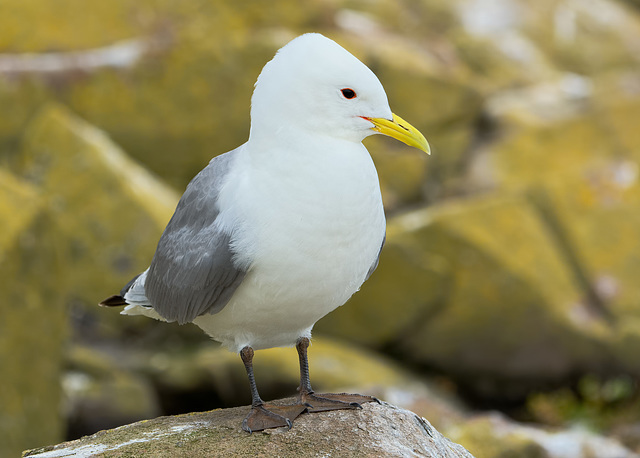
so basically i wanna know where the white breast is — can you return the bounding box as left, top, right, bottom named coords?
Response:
left=193, top=137, right=386, bottom=351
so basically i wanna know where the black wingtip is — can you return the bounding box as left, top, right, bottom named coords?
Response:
left=98, top=295, right=128, bottom=307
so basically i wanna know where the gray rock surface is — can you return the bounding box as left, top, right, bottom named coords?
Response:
left=23, top=401, right=473, bottom=458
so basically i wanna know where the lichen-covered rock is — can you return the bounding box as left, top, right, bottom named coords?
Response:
left=12, top=103, right=178, bottom=337
left=64, top=345, right=161, bottom=439
left=386, top=194, right=610, bottom=391
left=370, top=146, right=430, bottom=209
left=447, top=412, right=639, bottom=458
left=365, top=61, right=483, bottom=198
left=525, top=374, right=640, bottom=439
left=3, top=1, right=640, bottom=452
left=0, top=169, right=67, bottom=456
left=0, top=0, right=316, bottom=186
left=0, top=0, right=483, bottom=204
left=315, top=240, right=449, bottom=348
left=422, top=0, right=640, bottom=88
left=23, top=402, right=473, bottom=458
left=487, top=86, right=640, bottom=375
left=526, top=0, right=640, bottom=76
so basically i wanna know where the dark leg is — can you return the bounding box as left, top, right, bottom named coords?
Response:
left=241, top=346, right=264, bottom=407
left=240, top=346, right=307, bottom=433
left=296, top=337, right=379, bottom=413
left=297, top=336, right=314, bottom=395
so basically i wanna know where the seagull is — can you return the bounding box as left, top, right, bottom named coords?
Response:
left=100, top=32, right=430, bottom=432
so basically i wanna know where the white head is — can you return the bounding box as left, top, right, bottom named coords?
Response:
left=249, top=33, right=430, bottom=153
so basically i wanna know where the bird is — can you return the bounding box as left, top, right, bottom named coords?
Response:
left=100, top=32, right=430, bottom=433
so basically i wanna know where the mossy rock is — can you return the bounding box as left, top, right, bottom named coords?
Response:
left=12, top=103, right=179, bottom=338
left=23, top=402, right=473, bottom=458
left=448, top=415, right=548, bottom=458
left=0, top=168, right=41, bottom=248
left=489, top=91, right=640, bottom=374
left=315, top=239, right=449, bottom=348
left=368, top=57, right=483, bottom=197
left=0, top=0, right=327, bottom=187
left=597, top=85, right=640, bottom=157
left=447, top=412, right=637, bottom=458
left=389, top=194, right=609, bottom=389
left=0, top=169, right=67, bottom=456
left=489, top=115, right=622, bottom=190
left=369, top=144, right=430, bottom=209
left=64, top=345, right=161, bottom=438
left=524, top=0, right=640, bottom=76
left=0, top=0, right=486, bottom=205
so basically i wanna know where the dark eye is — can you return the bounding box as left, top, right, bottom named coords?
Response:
left=341, top=88, right=357, bottom=99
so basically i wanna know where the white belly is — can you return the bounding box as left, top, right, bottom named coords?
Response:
left=194, top=142, right=385, bottom=352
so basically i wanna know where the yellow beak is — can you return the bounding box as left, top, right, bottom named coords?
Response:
left=365, top=113, right=431, bottom=155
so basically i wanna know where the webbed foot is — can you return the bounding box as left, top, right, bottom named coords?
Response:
left=302, top=392, right=380, bottom=413
left=242, top=403, right=308, bottom=433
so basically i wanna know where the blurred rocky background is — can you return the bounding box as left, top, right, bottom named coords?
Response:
left=2, top=0, right=640, bottom=457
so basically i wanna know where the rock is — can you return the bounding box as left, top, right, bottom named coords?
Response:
left=0, top=169, right=67, bottom=456
left=0, top=0, right=485, bottom=205
left=315, top=241, right=449, bottom=348
left=448, top=412, right=639, bottom=458
left=3, top=1, right=640, bottom=452
left=12, top=103, right=179, bottom=339
left=429, top=0, right=640, bottom=88
left=484, top=83, right=640, bottom=375
left=484, top=73, right=595, bottom=127
left=525, top=374, right=640, bottom=439
left=1, top=0, right=639, bottom=197
left=370, top=145, right=430, bottom=209
left=0, top=2, right=321, bottom=187
left=369, top=63, right=483, bottom=199
left=63, top=345, right=161, bottom=439
left=385, top=194, right=609, bottom=393
left=528, top=0, right=640, bottom=77
left=366, top=72, right=482, bottom=204
left=23, top=401, right=473, bottom=458
left=612, top=422, right=640, bottom=454
left=0, top=168, right=40, bottom=248
left=384, top=73, right=640, bottom=388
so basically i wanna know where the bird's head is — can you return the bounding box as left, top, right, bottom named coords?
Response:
left=250, top=33, right=430, bottom=155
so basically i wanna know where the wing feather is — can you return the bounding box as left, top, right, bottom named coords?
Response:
left=145, top=150, right=247, bottom=324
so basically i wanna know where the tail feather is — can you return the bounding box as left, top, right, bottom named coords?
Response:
left=120, top=273, right=142, bottom=296
left=98, top=272, right=142, bottom=307
left=99, top=269, right=150, bottom=308
left=99, top=295, right=128, bottom=307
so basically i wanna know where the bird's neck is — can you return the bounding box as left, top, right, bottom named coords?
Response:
left=243, top=125, right=376, bottom=198
left=249, top=123, right=354, bottom=161
left=249, top=119, right=304, bottom=150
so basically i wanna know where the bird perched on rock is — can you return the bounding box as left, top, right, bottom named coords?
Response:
left=100, top=32, right=430, bottom=432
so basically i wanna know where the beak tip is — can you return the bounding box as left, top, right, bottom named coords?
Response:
left=368, top=113, right=432, bottom=155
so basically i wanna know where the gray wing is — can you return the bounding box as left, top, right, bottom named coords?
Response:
left=145, top=150, right=247, bottom=324
left=364, top=232, right=385, bottom=281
